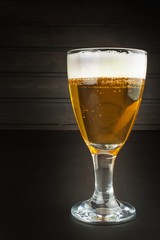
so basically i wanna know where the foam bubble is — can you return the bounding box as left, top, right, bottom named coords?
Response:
left=67, top=50, right=147, bottom=80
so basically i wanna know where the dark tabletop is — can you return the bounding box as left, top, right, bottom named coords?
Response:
left=0, top=130, right=159, bottom=240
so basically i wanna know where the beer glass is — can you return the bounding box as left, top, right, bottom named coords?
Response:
left=67, top=47, right=147, bottom=224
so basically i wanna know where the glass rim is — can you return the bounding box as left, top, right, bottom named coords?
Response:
left=67, top=47, right=147, bottom=55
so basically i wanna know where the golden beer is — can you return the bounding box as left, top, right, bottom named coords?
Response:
left=67, top=48, right=147, bottom=224
left=69, top=77, right=144, bottom=153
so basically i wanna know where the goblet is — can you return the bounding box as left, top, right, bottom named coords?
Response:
left=67, top=47, right=147, bottom=224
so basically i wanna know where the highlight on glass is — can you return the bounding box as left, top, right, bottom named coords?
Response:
left=67, top=47, right=147, bottom=224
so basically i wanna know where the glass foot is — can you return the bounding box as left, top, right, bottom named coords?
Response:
left=71, top=199, right=136, bottom=225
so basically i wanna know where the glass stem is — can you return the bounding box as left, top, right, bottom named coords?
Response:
left=91, top=152, right=117, bottom=207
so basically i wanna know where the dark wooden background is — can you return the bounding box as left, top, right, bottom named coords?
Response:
left=0, top=0, right=160, bottom=130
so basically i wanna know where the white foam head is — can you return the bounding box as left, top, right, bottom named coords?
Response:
left=67, top=48, right=147, bottom=80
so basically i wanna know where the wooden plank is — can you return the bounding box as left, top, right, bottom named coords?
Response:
left=0, top=1, right=158, bottom=25
left=0, top=101, right=75, bottom=125
left=0, top=50, right=67, bottom=73
left=0, top=50, right=158, bottom=74
left=0, top=124, right=159, bottom=131
left=143, top=75, right=160, bottom=100
left=136, top=100, right=160, bottom=125
left=0, top=100, right=159, bottom=127
left=0, top=74, right=158, bottom=100
left=0, top=26, right=159, bottom=51
left=0, top=75, right=69, bottom=98
left=0, top=124, right=78, bottom=130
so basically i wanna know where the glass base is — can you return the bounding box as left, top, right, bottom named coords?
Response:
left=71, top=199, right=136, bottom=225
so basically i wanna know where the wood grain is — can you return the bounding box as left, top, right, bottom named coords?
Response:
left=0, top=0, right=159, bottom=130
